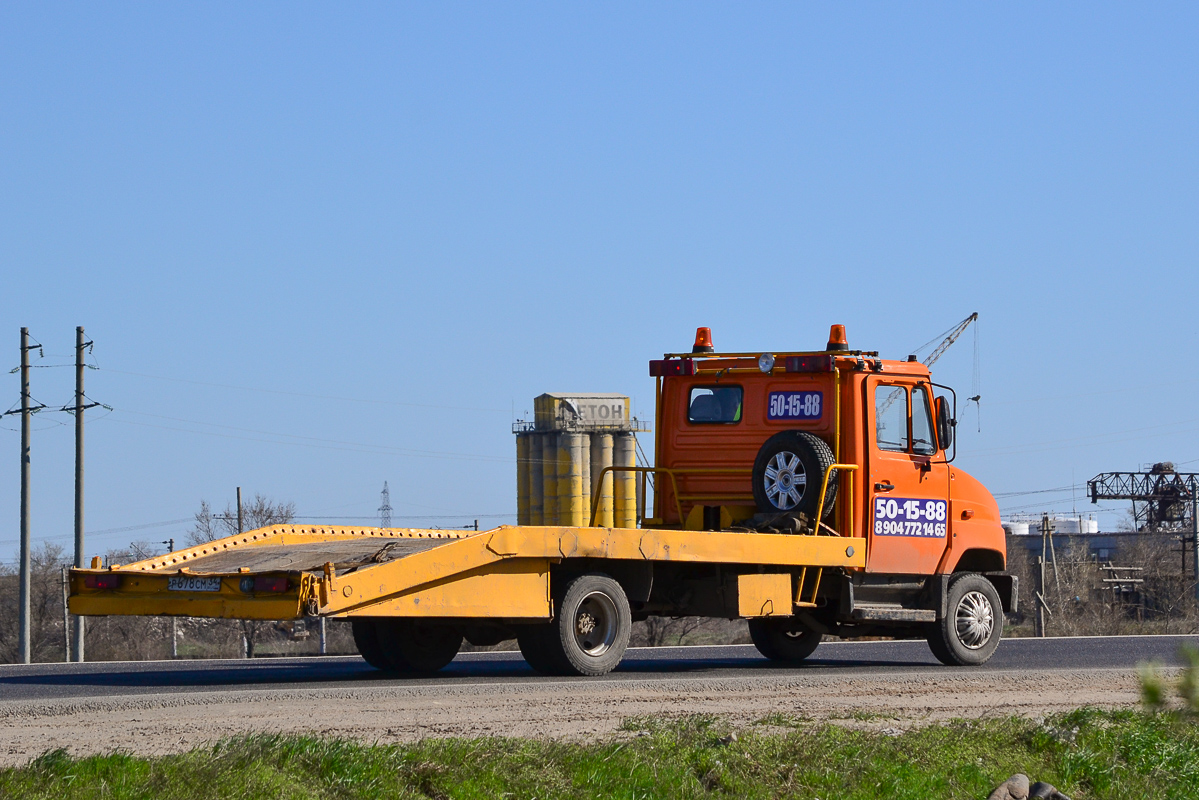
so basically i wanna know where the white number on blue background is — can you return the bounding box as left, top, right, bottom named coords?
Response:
left=873, top=497, right=947, bottom=537
left=768, top=391, right=822, bottom=420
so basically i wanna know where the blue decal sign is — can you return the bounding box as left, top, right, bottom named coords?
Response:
left=767, top=391, right=822, bottom=420
left=873, top=497, right=947, bottom=537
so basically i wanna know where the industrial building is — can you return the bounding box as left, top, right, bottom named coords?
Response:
left=513, top=393, right=649, bottom=527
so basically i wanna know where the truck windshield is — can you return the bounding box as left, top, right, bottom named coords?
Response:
left=688, top=386, right=742, bottom=423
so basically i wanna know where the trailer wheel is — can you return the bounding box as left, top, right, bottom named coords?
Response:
left=377, top=619, right=463, bottom=673
left=516, top=626, right=562, bottom=674
left=351, top=618, right=395, bottom=671
left=523, top=574, right=632, bottom=676
left=752, top=431, right=837, bottom=519
left=748, top=617, right=823, bottom=662
left=927, top=574, right=1002, bottom=666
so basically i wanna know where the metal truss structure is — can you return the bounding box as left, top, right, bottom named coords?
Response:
left=1088, top=465, right=1199, bottom=532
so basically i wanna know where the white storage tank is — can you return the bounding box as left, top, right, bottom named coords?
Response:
left=1048, top=515, right=1100, bottom=534
left=1005, top=514, right=1099, bottom=534
left=1002, top=521, right=1030, bottom=536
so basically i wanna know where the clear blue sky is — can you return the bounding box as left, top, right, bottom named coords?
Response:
left=2, top=3, right=1196, bottom=560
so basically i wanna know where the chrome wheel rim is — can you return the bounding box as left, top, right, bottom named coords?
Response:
left=955, top=590, right=994, bottom=650
left=575, top=591, right=618, bottom=656
left=764, top=451, right=806, bottom=510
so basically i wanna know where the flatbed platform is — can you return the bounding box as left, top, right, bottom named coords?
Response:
left=70, top=523, right=865, bottom=622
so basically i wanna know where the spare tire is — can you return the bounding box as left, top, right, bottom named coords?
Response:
left=752, top=431, right=836, bottom=519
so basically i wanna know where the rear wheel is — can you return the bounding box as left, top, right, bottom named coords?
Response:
left=516, top=625, right=564, bottom=674
left=376, top=619, right=463, bottom=673
left=521, top=574, right=632, bottom=676
left=351, top=618, right=394, bottom=671
left=927, top=574, right=1002, bottom=666
left=748, top=617, right=823, bottom=662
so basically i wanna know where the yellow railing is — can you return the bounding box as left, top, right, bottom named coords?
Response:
left=588, top=465, right=753, bottom=527
left=590, top=463, right=858, bottom=538
left=812, top=463, right=858, bottom=537
left=798, top=463, right=859, bottom=607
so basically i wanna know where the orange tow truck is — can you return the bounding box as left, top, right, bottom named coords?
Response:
left=645, top=324, right=1012, bottom=666
left=69, top=324, right=1013, bottom=675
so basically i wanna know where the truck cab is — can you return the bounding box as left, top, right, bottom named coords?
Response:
left=646, top=325, right=1014, bottom=663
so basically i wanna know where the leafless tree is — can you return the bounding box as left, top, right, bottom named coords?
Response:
left=184, top=495, right=295, bottom=657
left=187, top=494, right=296, bottom=546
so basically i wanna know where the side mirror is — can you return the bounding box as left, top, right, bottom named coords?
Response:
left=935, top=396, right=954, bottom=451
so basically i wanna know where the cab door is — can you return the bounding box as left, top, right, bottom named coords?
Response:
left=865, top=380, right=950, bottom=574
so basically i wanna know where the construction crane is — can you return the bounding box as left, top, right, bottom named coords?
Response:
left=920, top=312, right=978, bottom=368
left=879, top=312, right=980, bottom=418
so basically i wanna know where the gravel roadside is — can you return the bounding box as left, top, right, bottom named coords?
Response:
left=0, top=667, right=1145, bottom=765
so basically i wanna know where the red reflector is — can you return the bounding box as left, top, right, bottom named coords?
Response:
left=84, top=574, right=121, bottom=590
left=253, top=576, right=290, bottom=593
left=785, top=355, right=835, bottom=373
left=649, top=359, right=697, bottom=377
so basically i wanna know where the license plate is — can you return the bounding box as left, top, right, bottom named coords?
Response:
left=168, top=576, right=223, bottom=592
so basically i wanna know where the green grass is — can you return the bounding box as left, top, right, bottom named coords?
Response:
left=3, top=710, right=1199, bottom=799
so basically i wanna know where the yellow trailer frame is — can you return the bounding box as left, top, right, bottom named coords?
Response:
left=69, top=523, right=865, bottom=622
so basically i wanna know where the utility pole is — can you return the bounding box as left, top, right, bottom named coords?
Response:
left=61, top=566, right=70, bottom=662
left=1192, top=485, right=1198, bottom=600
left=236, top=487, right=243, bottom=534
left=72, top=326, right=89, bottom=662
left=19, top=327, right=32, bottom=664
left=1035, top=514, right=1050, bottom=638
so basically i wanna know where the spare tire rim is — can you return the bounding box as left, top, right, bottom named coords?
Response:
left=575, top=591, right=618, bottom=657
left=955, top=590, right=994, bottom=649
left=764, top=452, right=807, bottom=510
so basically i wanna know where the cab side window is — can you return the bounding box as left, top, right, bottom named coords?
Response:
left=911, top=386, right=936, bottom=455
left=875, top=386, right=909, bottom=451
left=688, top=386, right=742, bottom=423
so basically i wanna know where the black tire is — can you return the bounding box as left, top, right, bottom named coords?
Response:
left=376, top=619, right=463, bottom=673
left=529, top=573, right=633, bottom=676
left=927, top=574, right=1002, bottom=666
left=925, top=623, right=953, bottom=665
left=516, top=625, right=567, bottom=675
left=752, top=431, right=837, bottom=520
left=351, top=618, right=395, bottom=671
left=748, top=617, right=823, bottom=662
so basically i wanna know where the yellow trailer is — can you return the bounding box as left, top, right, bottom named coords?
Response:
left=70, top=520, right=862, bottom=675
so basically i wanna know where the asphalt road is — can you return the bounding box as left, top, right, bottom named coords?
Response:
left=0, top=634, right=1194, bottom=704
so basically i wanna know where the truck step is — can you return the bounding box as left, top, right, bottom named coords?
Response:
left=850, top=605, right=936, bottom=623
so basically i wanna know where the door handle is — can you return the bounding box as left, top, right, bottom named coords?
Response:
left=875, top=481, right=894, bottom=492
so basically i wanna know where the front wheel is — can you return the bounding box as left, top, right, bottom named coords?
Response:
left=748, top=617, right=823, bottom=662
left=927, top=574, right=1002, bottom=666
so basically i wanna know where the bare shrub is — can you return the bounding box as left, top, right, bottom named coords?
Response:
left=0, top=543, right=72, bottom=663
left=630, top=617, right=750, bottom=647
left=1005, top=533, right=1199, bottom=637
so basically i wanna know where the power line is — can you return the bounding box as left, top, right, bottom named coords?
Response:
left=100, top=411, right=514, bottom=464
left=294, top=514, right=513, bottom=521
left=101, top=367, right=510, bottom=413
